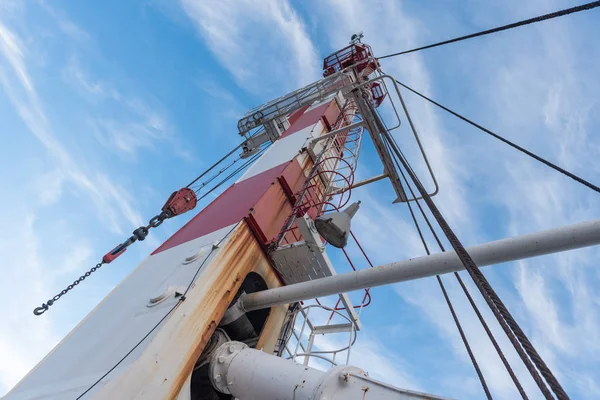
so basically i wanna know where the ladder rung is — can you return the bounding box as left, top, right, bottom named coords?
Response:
left=312, top=323, right=353, bottom=335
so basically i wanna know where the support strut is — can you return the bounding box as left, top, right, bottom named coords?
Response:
left=243, top=219, right=600, bottom=311
left=208, top=341, right=450, bottom=400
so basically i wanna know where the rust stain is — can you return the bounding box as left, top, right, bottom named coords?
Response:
left=362, top=385, right=370, bottom=400
left=168, top=226, right=265, bottom=400
left=94, top=148, right=328, bottom=399
left=93, top=224, right=271, bottom=400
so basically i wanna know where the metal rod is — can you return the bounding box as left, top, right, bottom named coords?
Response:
left=329, top=173, right=388, bottom=195
left=355, top=74, right=440, bottom=201
left=309, top=121, right=364, bottom=144
left=243, top=219, right=600, bottom=311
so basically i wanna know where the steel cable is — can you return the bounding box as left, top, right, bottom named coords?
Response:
left=384, top=130, right=568, bottom=399
left=382, top=119, right=494, bottom=399
left=383, top=128, right=529, bottom=399
left=196, top=146, right=268, bottom=202
left=186, top=142, right=243, bottom=188
left=395, top=80, right=600, bottom=194
left=378, top=1, right=600, bottom=59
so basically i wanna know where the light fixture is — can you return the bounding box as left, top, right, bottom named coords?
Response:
left=314, top=201, right=361, bottom=248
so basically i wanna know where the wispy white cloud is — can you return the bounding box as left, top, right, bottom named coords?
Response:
left=479, top=4, right=600, bottom=396
left=0, top=16, right=148, bottom=393
left=1, top=1, right=598, bottom=399
left=0, top=22, right=145, bottom=233
left=64, top=57, right=177, bottom=157
left=313, top=1, right=600, bottom=398
left=39, top=0, right=89, bottom=42
left=0, top=210, right=95, bottom=393
left=178, top=0, right=320, bottom=96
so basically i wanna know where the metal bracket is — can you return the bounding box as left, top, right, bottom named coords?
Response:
left=354, top=74, right=440, bottom=202
left=352, top=90, right=408, bottom=203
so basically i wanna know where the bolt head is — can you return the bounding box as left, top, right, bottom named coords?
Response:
left=228, top=346, right=236, bottom=354
left=339, top=372, right=350, bottom=383
left=218, top=356, right=226, bottom=363
left=214, top=375, right=222, bottom=383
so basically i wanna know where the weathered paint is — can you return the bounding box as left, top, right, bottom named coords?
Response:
left=91, top=223, right=278, bottom=400
left=3, top=96, right=343, bottom=400
left=3, top=225, right=239, bottom=400
left=156, top=98, right=336, bottom=255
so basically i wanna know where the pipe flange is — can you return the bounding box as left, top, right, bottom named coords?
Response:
left=194, top=329, right=230, bottom=371
left=208, top=341, right=248, bottom=394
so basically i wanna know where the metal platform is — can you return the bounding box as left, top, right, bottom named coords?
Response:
left=271, top=215, right=362, bottom=330
left=237, top=71, right=353, bottom=135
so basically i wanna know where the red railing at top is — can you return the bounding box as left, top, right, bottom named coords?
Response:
left=322, top=42, right=387, bottom=109
left=322, top=43, right=380, bottom=78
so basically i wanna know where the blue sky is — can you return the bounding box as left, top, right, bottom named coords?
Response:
left=1, top=0, right=600, bottom=399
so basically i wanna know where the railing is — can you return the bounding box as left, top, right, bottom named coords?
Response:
left=274, top=102, right=361, bottom=246
left=237, top=72, right=353, bottom=136
left=271, top=99, right=377, bottom=316
left=283, top=305, right=357, bottom=367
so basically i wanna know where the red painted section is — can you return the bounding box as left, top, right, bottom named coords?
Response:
left=280, top=156, right=307, bottom=194
left=287, top=105, right=309, bottom=127
left=322, top=100, right=341, bottom=130
left=152, top=100, right=341, bottom=255
left=250, top=158, right=308, bottom=245
left=280, top=102, right=331, bottom=139
left=152, top=162, right=290, bottom=254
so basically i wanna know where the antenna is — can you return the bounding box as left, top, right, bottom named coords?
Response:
left=350, top=31, right=364, bottom=44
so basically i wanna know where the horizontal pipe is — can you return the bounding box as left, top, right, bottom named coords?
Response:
left=309, top=121, right=364, bottom=144
left=243, top=219, right=600, bottom=311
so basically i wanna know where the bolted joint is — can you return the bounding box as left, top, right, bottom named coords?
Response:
left=208, top=341, right=248, bottom=394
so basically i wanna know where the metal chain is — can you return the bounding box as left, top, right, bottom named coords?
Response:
left=33, top=138, right=248, bottom=317
left=33, top=211, right=168, bottom=316
left=33, top=262, right=105, bottom=315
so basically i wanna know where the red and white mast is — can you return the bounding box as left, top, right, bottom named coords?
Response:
left=5, top=34, right=600, bottom=400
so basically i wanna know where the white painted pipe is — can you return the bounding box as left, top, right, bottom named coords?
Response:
left=208, top=342, right=449, bottom=399
left=243, top=219, right=600, bottom=311
left=210, top=341, right=326, bottom=399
